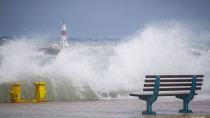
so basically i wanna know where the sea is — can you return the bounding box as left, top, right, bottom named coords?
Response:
left=0, top=22, right=210, bottom=117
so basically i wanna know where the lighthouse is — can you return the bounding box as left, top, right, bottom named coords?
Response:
left=40, top=20, right=70, bottom=55
left=60, top=20, right=69, bottom=48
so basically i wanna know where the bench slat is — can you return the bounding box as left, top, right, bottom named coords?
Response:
left=130, top=93, right=198, bottom=97
left=145, top=79, right=203, bottom=82
left=146, top=75, right=204, bottom=78
left=144, top=83, right=202, bottom=87
left=159, top=93, right=198, bottom=96
left=143, top=87, right=201, bottom=91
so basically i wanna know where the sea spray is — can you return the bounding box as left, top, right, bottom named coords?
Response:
left=0, top=21, right=210, bottom=101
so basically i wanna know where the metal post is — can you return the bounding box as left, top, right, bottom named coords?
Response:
left=147, top=102, right=152, bottom=113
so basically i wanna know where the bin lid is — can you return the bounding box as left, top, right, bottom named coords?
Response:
left=34, top=82, right=47, bottom=85
left=11, top=82, right=21, bottom=86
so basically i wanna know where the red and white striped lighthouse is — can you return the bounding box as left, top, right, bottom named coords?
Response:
left=60, top=20, right=69, bottom=48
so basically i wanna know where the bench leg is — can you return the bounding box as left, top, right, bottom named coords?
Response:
left=142, top=101, right=156, bottom=115
left=179, top=100, right=192, bottom=113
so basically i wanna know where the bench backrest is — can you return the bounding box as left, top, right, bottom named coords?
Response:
left=143, top=75, right=204, bottom=95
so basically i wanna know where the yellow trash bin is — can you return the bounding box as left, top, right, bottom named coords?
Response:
left=9, top=83, right=21, bottom=103
left=34, top=82, right=47, bottom=102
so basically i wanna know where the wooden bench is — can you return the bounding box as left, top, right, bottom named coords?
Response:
left=130, top=75, right=204, bottom=115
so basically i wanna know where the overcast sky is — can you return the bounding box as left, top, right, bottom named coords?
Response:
left=0, top=0, right=210, bottom=38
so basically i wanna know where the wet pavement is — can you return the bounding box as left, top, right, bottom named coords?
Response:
left=0, top=99, right=210, bottom=118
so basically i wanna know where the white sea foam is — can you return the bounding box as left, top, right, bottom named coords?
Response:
left=0, top=21, right=209, bottom=101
